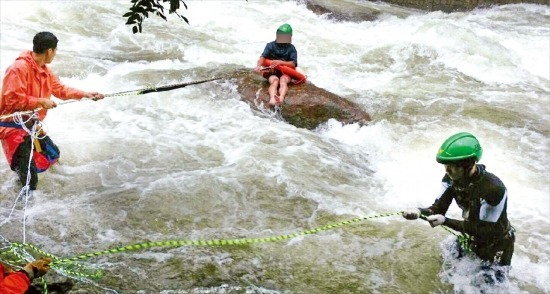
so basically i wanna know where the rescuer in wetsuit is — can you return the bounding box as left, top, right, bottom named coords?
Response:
left=402, top=132, right=515, bottom=270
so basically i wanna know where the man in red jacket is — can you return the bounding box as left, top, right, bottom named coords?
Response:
left=0, top=31, right=104, bottom=190
left=0, top=258, right=51, bottom=294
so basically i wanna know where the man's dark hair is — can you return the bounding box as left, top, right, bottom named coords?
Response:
left=33, top=32, right=58, bottom=54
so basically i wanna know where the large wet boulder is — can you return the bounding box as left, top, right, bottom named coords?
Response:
left=303, top=0, right=416, bottom=21
left=305, top=0, right=380, bottom=22
left=234, top=72, right=371, bottom=130
left=305, top=0, right=547, bottom=14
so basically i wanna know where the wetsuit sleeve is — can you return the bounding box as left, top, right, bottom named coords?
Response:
left=0, top=269, right=31, bottom=293
left=423, top=179, right=454, bottom=216
left=51, top=74, right=85, bottom=100
left=1, top=64, right=40, bottom=111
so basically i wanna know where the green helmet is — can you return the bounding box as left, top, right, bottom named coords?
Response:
left=436, top=132, right=483, bottom=164
left=277, top=23, right=293, bottom=35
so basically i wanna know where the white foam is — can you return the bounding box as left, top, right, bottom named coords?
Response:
left=0, top=1, right=548, bottom=292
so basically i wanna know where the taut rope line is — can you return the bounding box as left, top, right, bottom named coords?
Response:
left=0, top=72, right=254, bottom=292
left=1, top=212, right=402, bottom=282
left=0, top=76, right=230, bottom=120
left=0, top=211, right=472, bottom=292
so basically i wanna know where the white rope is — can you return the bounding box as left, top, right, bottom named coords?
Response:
left=11, top=245, right=34, bottom=264
left=0, top=112, right=122, bottom=292
left=0, top=98, right=94, bottom=120
left=1, top=112, right=44, bottom=243
left=0, top=234, right=12, bottom=248
left=0, top=235, right=35, bottom=272
left=1, top=233, right=120, bottom=294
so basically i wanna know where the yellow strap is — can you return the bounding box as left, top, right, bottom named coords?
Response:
left=33, top=138, right=42, bottom=153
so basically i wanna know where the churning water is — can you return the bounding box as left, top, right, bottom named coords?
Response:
left=1, top=1, right=548, bottom=293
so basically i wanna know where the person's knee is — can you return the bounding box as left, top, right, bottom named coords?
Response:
left=11, top=139, right=32, bottom=171
left=16, top=160, right=38, bottom=189
left=280, top=75, right=291, bottom=84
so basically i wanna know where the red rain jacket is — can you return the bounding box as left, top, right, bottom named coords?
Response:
left=0, top=264, right=30, bottom=294
left=0, top=50, right=85, bottom=166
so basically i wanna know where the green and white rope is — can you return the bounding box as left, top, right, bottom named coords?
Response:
left=1, top=212, right=402, bottom=280
left=0, top=211, right=473, bottom=293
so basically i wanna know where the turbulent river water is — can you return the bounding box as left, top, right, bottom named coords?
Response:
left=1, top=1, right=548, bottom=293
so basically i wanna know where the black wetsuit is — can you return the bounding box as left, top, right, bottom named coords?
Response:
left=421, top=164, right=515, bottom=266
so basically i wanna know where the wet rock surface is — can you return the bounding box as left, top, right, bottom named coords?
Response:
left=305, top=0, right=547, bottom=14
left=233, top=72, right=371, bottom=130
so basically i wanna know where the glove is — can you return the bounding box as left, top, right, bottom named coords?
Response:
left=23, top=257, right=52, bottom=279
left=3, top=264, right=15, bottom=274
left=426, top=214, right=446, bottom=228
left=402, top=208, right=420, bottom=220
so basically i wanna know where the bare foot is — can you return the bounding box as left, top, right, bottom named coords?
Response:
left=274, top=95, right=286, bottom=105
left=270, top=95, right=283, bottom=105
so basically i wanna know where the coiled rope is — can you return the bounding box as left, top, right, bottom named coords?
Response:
left=0, top=112, right=44, bottom=243
left=0, top=211, right=472, bottom=293
left=1, top=212, right=402, bottom=290
left=0, top=75, right=251, bottom=292
left=0, top=74, right=246, bottom=254
left=0, top=74, right=471, bottom=292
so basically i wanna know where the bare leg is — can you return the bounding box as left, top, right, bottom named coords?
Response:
left=268, top=75, right=280, bottom=105
left=277, top=74, right=292, bottom=104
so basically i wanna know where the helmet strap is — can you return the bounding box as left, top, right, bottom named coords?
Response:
left=466, top=163, right=476, bottom=177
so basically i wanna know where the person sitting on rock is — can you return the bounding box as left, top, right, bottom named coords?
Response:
left=254, top=23, right=298, bottom=106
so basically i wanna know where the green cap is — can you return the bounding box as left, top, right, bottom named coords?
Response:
left=277, top=23, right=293, bottom=35
left=436, top=132, right=483, bottom=164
